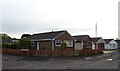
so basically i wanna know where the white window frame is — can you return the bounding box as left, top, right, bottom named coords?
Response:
left=37, top=42, right=39, bottom=50
left=55, top=40, right=62, bottom=46
left=64, top=40, right=73, bottom=47
left=109, top=43, right=112, bottom=46
left=92, top=45, right=95, bottom=50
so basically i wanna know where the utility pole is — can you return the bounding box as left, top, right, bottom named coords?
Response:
left=95, top=23, right=97, bottom=54
left=95, top=23, right=97, bottom=37
left=118, top=2, right=120, bottom=39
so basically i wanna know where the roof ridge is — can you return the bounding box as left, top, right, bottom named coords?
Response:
left=26, top=30, right=68, bottom=40
left=33, top=30, right=66, bottom=35
left=91, top=37, right=102, bottom=38
left=104, top=39, right=114, bottom=40
left=72, top=35, right=88, bottom=37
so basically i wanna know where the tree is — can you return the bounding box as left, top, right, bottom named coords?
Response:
left=21, top=34, right=31, bottom=38
left=1, top=34, right=12, bottom=48
left=116, top=38, right=120, bottom=40
left=0, top=34, right=11, bottom=39
left=11, top=43, right=18, bottom=49
left=18, top=38, right=30, bottom=49
left=2, top=43, right=11, bottom=48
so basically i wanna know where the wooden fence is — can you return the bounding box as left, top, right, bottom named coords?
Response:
left=2, top=48, right=103, bottom=56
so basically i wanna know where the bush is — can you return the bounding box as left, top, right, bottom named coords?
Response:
left=10, top=43, right=18, bottom=49
left=2, top=43, right=11, bottom=48
left=18, top=38, right=30, bottom=49
left=2, top=43, right=18, bottom=49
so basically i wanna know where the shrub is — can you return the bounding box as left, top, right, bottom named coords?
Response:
left=2, top=43, right=11, bottom=48
left=10, top=43, right=18, bottom=49
left=18, top=38, right=30, bottom=49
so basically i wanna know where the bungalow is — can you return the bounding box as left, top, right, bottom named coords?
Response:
left=115, top=40, right=120, bottom=49
left=104, top=39, right=117, bottom=50
left=91, top=37, right=106, bottom=50
left=25, top=30, right=75, bottom=51
left=72, top=35, right=92, bottom=50
left=12, top=38, right=20, bottom=43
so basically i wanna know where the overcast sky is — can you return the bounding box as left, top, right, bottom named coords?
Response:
left=1, top=0, right=120, bottom=39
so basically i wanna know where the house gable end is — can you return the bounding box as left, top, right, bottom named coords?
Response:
left=73, top=35, right=90, bottom=42
left=109, top=40, right=117, bottom=44
left=97, top=38, right=106, bottom=43
left=55, top=33, right=74, bottom=40
left=82, top=36, right=92, bottom=42
left=53, top=32, right=65, bottom=40
left=55, top=31, right=74, bottom=40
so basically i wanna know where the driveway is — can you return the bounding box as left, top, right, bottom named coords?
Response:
left=0, top=53, right=2, bottom=71
left=103, top=51, right=116, bottom=54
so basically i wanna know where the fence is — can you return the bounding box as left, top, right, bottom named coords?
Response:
left=2, top=48, right=103, bottom=56
left=2, top=48, right=25, bottom=55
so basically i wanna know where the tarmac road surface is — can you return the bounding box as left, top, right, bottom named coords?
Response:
left=2, top=51, right=119, bottom=69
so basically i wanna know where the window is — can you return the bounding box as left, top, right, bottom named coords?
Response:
left=113, top=44, right=116, bottom=46
left=113, top=44, right=116, bottom=48
left=113, top=45, right=116, bottom=48
left=83, top=42, right=90, bottom=46
left=31, top=41, right=34, bottom=46
left=55, top=40, right=62, bottom=46
left=86, top=42, right=90, bottom=46
left=64, top=40, right=73, bottom=47
left=109, top=44, right=111, bottom=46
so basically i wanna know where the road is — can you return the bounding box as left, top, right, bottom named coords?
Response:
left=2, top=52, right=119, bottom=69
left=0, top=53, right=2, bottom=71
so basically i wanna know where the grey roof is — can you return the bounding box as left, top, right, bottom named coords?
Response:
left=72, top=35, right=90, bottom=42
left=115, top=40, right=120, bottom=44
left=26, top=30, right=69, bottom=41
left=115, top=40, right=120, bottom=48
left=104, top=39, right=113, bottom=44
left=12, top=38, right=20, bottom=43
left=2, top=38, right=12, bottom=44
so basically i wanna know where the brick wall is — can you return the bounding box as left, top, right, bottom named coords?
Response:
left=2, top=48, right=103, bottom=56
left=83, top=36, right=92, bottom=49
left=55, top=32, right=74, bottom=51
left=2, top=48, right=25, bottom=55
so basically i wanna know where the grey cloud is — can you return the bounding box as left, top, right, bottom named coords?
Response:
left=3, top=22, right=31, bottom=33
